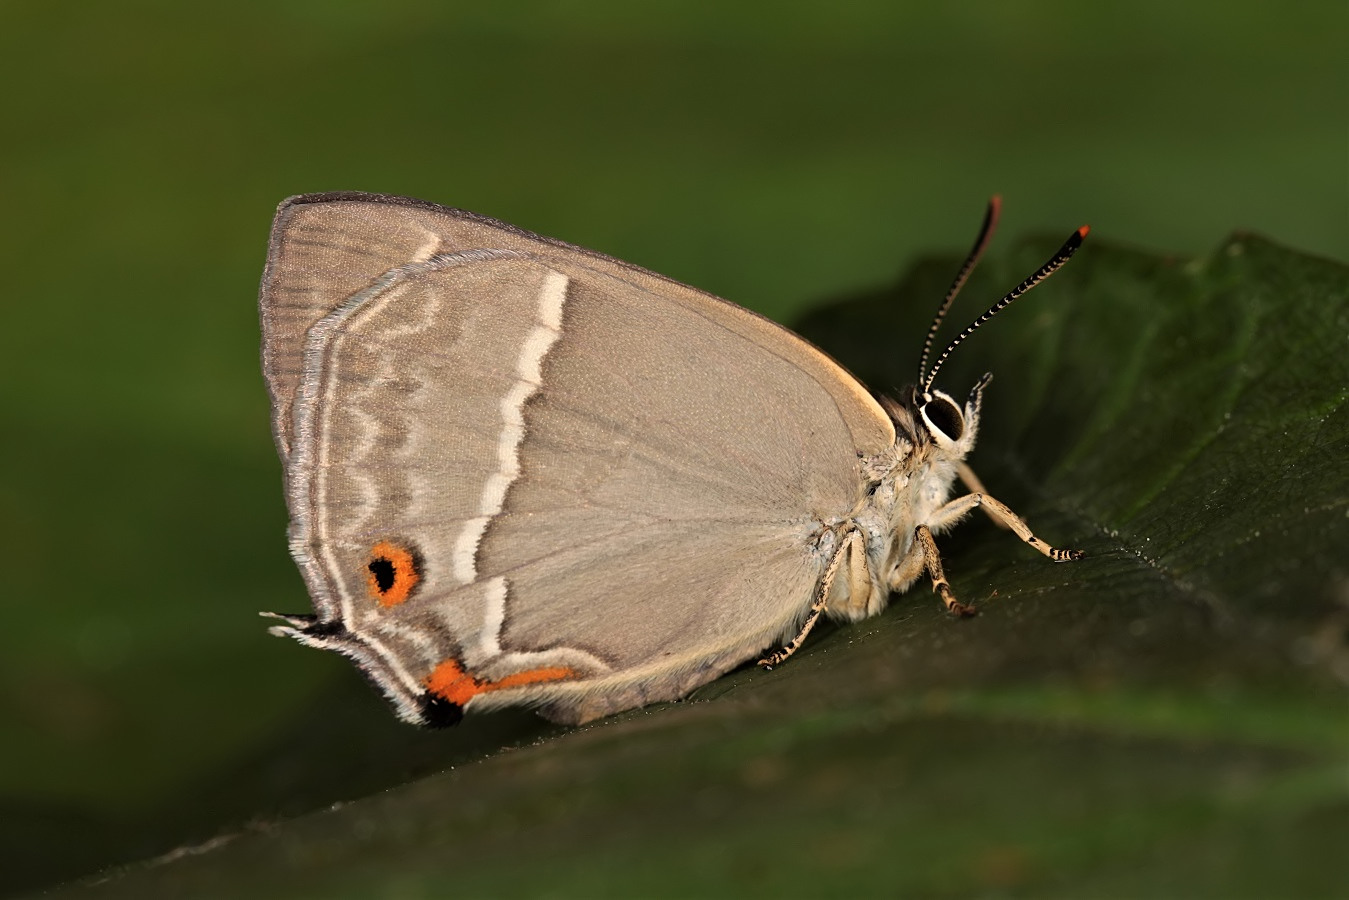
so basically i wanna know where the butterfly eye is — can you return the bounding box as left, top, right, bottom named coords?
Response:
left=921, top=394, right=965, bottom=443
left=366, top=540, right=422, bottom=607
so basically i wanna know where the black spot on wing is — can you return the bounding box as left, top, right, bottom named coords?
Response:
left=419, top=692, right=465, bottom=728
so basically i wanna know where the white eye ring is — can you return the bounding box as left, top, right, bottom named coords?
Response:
left=919, top=390, right=965, bottom=444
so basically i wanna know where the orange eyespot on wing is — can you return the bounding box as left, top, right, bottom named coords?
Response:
left=425, top=658, right=576, bottom=706
left=365, top=540, right=421, bottom=606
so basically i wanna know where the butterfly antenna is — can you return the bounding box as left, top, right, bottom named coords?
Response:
left=917, top=196, right=1002, bottom=387
left=922, top=224, right=1090, bottom=394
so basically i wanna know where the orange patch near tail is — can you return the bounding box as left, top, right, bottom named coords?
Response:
left=425, top=659, right=576, bottom=707
left=366, top=540, right=420, bottom=607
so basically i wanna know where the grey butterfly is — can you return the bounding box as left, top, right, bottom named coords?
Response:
left=259, top=192, right=1085, bottom=726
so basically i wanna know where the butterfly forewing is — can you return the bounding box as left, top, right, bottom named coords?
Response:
left=260, top=193, right=894, bottom=723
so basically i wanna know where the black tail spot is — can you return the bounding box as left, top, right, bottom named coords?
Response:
left=419, top=692, right=465, bottom=728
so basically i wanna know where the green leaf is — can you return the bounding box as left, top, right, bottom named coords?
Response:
left=43, top=234, right=1348, bottom=899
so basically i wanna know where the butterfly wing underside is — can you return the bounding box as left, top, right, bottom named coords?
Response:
left=260, top=193, right=895, bottom=724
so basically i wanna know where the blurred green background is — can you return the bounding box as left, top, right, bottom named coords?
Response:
left=1, top=1, right=1344, bottom=895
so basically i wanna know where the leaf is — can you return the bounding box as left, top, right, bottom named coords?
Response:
left=48, top=235, right=1348, bottom=899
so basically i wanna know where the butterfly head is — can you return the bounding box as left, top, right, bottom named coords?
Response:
left=906, top=198, right=1087, bottom=459
left=913, top=372, right=991, bottom=458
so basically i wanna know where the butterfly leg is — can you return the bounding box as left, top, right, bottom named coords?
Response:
left=956, top=462, right=1009, bottom=530
left=931, top=492, right=1084, bottom=562
left=758, top=534, right=850, bottom=668
left=915, top=524, right=977, bottom=617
